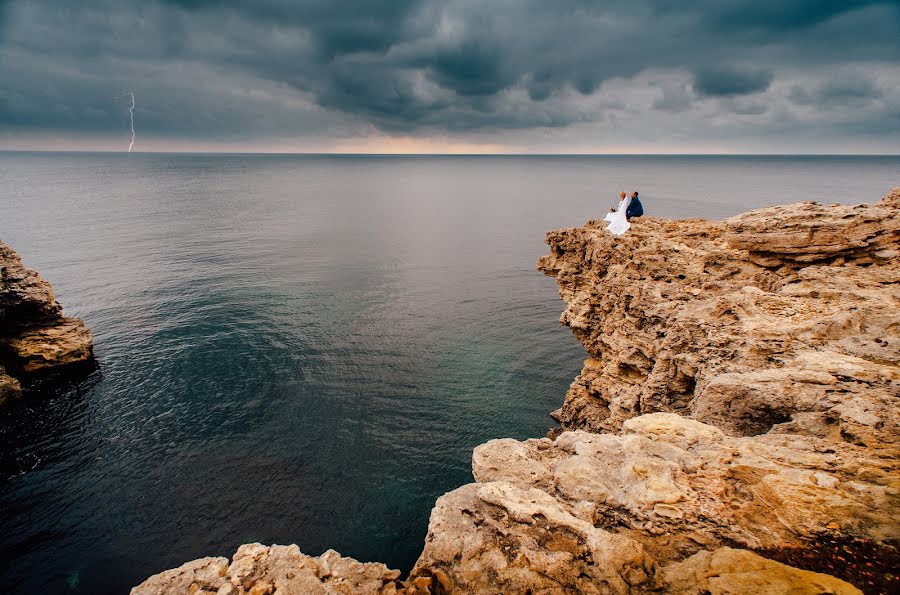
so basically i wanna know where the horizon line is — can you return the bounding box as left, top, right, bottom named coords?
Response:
left=2, top=149, right=899, bottom=157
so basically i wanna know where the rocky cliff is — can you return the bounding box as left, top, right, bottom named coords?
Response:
left=0, top=240, right=93, bottom=403
left=133, top=189, right=898, bottom=594
left=535, top=190, right=898, bottom=447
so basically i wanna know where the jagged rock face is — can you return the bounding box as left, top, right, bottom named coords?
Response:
left=410, top=481, right=653, bottom=594
left=536, top=189, right=899, bottom=446
left=0, top=240, right=93, bottom=397
left=408, top=414, right=885, bottom=593
left=0, top=241, right=64, bottom=326
left=130, top=544, right=407, bottom=595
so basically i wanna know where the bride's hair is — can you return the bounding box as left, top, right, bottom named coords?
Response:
left=620, top=191, right=626, bottom=198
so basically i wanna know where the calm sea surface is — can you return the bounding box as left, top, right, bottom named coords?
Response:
left=0, top=153, right=897, bottom=593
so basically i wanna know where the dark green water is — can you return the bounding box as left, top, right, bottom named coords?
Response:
left=0, top=153, right=897, bottom=593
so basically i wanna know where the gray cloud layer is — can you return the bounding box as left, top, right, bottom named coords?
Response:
left=1, top=0, right=899, bottom=150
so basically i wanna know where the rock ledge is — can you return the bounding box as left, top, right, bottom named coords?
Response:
left=0, top=240, right=93, bottom=403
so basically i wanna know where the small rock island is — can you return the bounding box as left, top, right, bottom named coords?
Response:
left=0, top=241, right=93, bottom=403
left=128, top=188, right=896, bottom=594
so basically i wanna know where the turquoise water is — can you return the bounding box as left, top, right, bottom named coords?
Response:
left=0, top=154, right=897, bottom=593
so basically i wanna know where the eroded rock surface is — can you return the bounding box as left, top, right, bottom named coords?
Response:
left=411, top=481, right=652, bottom=593
left=660, top=547, right=862, bottom=595
left=408, top=414, right=887, bottom=593
left=536, top=189, right=899, bottom=446
left=131, top=544, right=407, bottom=595
left=0, top=240, right=92, bottom=398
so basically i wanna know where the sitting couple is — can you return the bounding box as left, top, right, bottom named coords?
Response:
left=604, top=191, right=643, bottom=236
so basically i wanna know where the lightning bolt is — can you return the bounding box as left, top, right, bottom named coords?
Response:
left=127, top=92, right=136, bottom=152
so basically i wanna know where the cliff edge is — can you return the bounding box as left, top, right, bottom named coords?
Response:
left=535, top=189, right=898, bottom=446
left=133, top=189, right=898, bottom=594
left=0, top=240, right=93, bottom=403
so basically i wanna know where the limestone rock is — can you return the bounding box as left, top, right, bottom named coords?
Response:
left=410, top=414, right=890, bottom=593
left=131, top=557, right=229, bottom=595
left=0, top=365, right=21, bottom=404
left=410, top=481, right=652, bottom=594
left=0, top=240, right=93, bottom=398
left=6, top=317, right=94, bottom=372
left=724, top=195, right=899, bottom=265
left=131, top=544, right=404, bottom=595
left=537, top=189, right=900, bottom=446
left=474, top=415, right=896, bottom=552
left=660, top=547, right=862, bottom=595
left=0, top=240, right=64, bottom=326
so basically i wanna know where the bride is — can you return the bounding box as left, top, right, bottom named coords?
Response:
left=604, top=191, right=631, bottom=236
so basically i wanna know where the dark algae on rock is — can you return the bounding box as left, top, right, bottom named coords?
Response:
left=759, top=533, right=899, bottom=595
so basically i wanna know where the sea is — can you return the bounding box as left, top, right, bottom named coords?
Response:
left=0, top=153, right=897, bottom=593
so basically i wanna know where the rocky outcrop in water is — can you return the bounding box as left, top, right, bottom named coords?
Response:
left=0, top=240, right=93, bottom=402
left=131, top=544, right=407, bottom=595
left=133, top=189, right=898, bottom=594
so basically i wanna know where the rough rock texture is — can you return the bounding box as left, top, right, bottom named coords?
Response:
left=660, top=547, right=862, bottom=595
left=536, top=189, right=899, bottom=447
left=408, top=414, right=886, bottom=593
left=131, top=544, right=409, bottom=595
left=6, top=317, right=94, bottom=372
left=411, top=481, right=653, bottom=593
left=0, top=364, right=21, bottom=404
left=0, top=240, right=92, bottom=399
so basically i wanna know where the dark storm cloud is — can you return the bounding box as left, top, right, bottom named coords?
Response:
left=0, top=0, right=898, bottom=143
left=671, top=0, right=891, bottom=32
left=692, top=67, right=774, bottom=97
left=163, top=0, right=425, bottom=58
left=790, top=74, right=884, bottom=108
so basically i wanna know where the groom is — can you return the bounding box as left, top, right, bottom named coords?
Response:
left=626, top=191, right=644, bottom=220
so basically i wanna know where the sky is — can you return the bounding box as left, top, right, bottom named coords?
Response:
left=1, top=0, right=899, bottom=154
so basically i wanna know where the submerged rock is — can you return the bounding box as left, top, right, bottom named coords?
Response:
left=0, top=240, right=93, bottom=397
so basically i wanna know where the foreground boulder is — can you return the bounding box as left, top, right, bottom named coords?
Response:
left=659, top=547, right=862, bottom=595
left=407, top=413, right=893, bottom=591
left=0, top=240, right=93, bottom=401
left=131, top=544, right=407, bottom=595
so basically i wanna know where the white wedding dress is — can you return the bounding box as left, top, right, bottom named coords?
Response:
left=604, top=197, right=631, bottom=236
